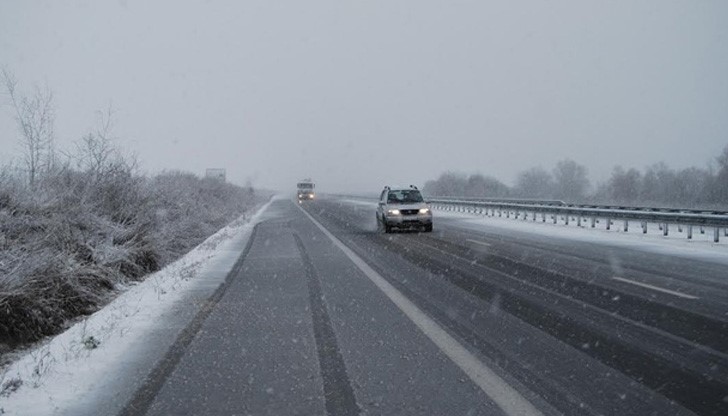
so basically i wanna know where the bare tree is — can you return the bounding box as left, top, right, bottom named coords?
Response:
left=514, top=167, right=554, bottom=198
left=552, top=159, right=589, bottom=202
left=2, top=69, right=56, bottom=189
left=608, top=166, right=642, bottom=203
left=75, top=104, right=122, bottom=181
left=712, top=144, right=728, bottom=203
left=466, top=174, right=509, bottom=198
left=423, top=172, right=468, bottom=196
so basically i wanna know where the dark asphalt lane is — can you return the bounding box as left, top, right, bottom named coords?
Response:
left=122, top=197, right=728, bottom=416
left=304, top=197, right=728, bottom=416
left=133, top=199, right=507, bottom=416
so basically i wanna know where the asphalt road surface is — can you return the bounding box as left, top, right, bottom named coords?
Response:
left=122, top=197, right=728, bottom=416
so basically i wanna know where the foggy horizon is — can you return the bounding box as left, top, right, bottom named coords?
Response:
left=1, top=1, right=727, bottom=194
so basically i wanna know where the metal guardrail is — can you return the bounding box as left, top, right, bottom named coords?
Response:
left=431, top=196, right=567, bottom=206
left=428, top=198, right=728, bottom=243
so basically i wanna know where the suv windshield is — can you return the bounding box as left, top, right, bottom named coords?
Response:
left=388, top=190, right=424, bottom=204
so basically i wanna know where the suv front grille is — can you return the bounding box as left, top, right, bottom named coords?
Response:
left=400, top=209, right=419, bottom=215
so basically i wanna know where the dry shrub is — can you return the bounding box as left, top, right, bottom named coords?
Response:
left=0, top=166, right=258, bottom=350
left=0, top=251, right=114, bottom=347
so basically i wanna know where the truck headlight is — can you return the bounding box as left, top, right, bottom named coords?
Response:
left=387, top=209, right=400, bottom=215
left=419, top=208, right=430, bottom=214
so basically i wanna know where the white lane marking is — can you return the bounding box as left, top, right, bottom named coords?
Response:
left=611, top=276, right=699, bottom=300
left=466, top=238, right=492, bottom=248
left=297, top=204, right=543, bottom=416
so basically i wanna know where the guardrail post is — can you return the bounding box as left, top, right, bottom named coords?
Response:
left=428, top=199, right=727, bottom=243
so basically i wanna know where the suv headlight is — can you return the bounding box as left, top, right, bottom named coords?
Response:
left=419, top=208, right=430, bottom=214
left=387, top=209, right=400, bottom=215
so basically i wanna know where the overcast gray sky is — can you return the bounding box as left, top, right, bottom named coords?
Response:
left=1, top=0, right=727, bottom=193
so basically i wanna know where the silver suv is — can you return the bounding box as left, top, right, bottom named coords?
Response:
left=376, top=185, right=433, bottom=233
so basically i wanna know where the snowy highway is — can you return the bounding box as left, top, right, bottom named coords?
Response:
left=3, top=3, right=728, bottom=415
left=115, top=196, right=728, bottom=416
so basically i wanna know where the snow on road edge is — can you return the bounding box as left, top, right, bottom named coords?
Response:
left=0, top=198, right=274, bottom=415
left=340, top=198, right=728, bottom=264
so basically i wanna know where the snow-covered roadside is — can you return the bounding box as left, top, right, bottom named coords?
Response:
left=434, top=208, right=728, bottom=264
left=335, top=198, right=728, bottom=264
left=0, top=198, right=274, bottom=416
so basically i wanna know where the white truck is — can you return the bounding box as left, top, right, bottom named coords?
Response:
left=297, top=179, right=315, bottom=202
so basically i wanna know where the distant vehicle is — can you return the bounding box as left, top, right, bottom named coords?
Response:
left=297, top=179, right=315, bottom=202
left=376, top=185, right=433, bottom=232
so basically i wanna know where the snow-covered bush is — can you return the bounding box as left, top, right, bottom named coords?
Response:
left=147, top=171, right=255, bottom=265
left=0, top=164, right=258, bottom=353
